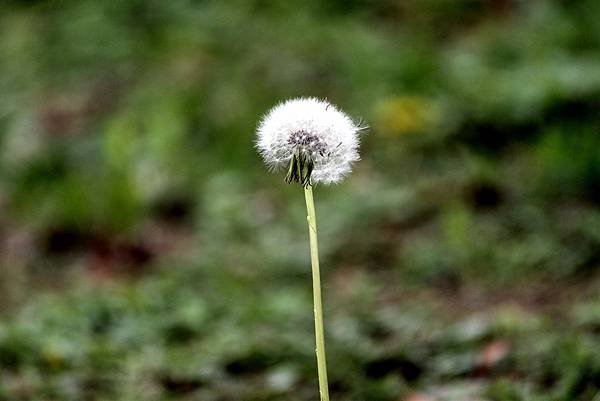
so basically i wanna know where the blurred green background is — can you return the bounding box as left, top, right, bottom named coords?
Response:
left=1, top=0, right=600, bottom=400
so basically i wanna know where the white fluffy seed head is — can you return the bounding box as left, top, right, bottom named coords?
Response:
left=256, top=97, right=363, bottom=185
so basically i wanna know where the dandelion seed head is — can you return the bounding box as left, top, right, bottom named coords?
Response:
left=256, top=97, right=363, bottom=185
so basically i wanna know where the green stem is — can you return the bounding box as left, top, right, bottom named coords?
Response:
left=304, top=184, right=330, bottom=401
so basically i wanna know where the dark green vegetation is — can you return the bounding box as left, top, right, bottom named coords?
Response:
left=1, top=0, right=600, bottom=400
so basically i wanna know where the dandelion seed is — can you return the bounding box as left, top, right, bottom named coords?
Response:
left=256, top=97, right=363, bottom=185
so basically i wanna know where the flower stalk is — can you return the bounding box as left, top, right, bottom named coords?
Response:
left=304, top=183, right=330, bottom=401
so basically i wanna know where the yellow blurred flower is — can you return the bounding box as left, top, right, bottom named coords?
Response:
left=374, top=96, right=436, bottom=136
left=42, top=346, right=67, bottom=371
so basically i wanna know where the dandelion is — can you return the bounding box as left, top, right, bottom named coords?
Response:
left=256, top=97, right=364, bottom=401
left=256, top=97, right=362, bottom=186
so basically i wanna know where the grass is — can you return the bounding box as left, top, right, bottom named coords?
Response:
left=1, top=0, right=600, bottom=400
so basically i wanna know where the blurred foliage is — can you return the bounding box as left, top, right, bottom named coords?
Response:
left=1, top=0, right=600, bottom=400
